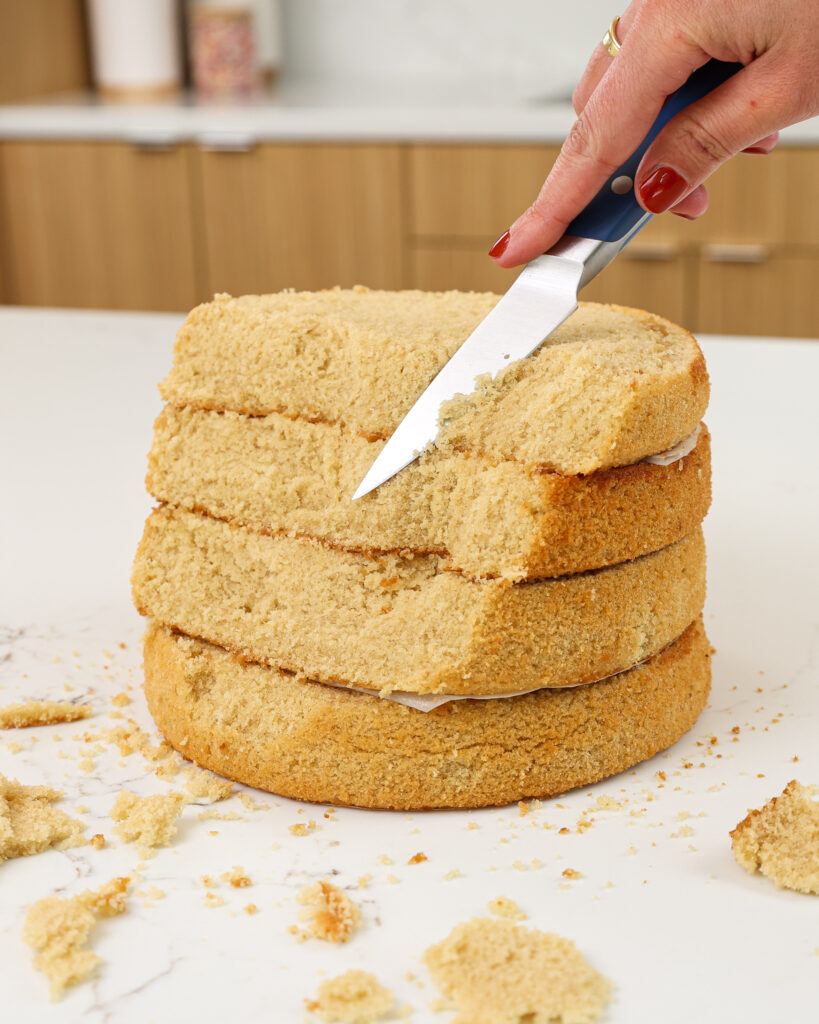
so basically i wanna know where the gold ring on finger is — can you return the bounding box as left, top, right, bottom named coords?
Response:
left=602, top=16, right=622, bottom=58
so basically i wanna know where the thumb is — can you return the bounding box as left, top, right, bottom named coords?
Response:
left=635, top=54, right=797, bottom=213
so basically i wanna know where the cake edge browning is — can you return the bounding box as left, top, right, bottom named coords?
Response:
left=142, top=618, right=711, bottom=811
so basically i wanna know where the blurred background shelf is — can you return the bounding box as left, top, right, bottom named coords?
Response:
left=0, top=0, right=816, bottom=336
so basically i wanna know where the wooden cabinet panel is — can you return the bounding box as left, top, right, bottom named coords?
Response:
left=581, top=252, right=691, bottom=327
left=690, top=149, right=819, bottom=246
left=409, top=145, right=559, bottom=238
left=0, top=141, right=201, bottom=311
left=409, top=245, right=517, bottom=293
left=0, top=0, right=89, bottom=103
left=197, top=144, right=404, bottom=294
left=697, top=255, right=819, bottom=337
left=408, top=144, right=689, bottom=245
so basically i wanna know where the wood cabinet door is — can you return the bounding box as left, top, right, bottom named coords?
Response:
left=689, top=149, right=819, bottom=246
left=409, top=245, right=517, bottom=293
left=196, top=144, right=404, bottom=295
left=581, top=249, right=691, bottom=327
left=697, top=255, right=819, bottom=337
left=408, top=145, right=560, bottom=239
left=0, top=141, right=201, bottom=311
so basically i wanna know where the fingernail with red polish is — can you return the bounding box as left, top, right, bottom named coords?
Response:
left=744, top=146, right=768, bottom=155
left=638, top=166, right=688, bottom=214
left=488, top=230, right=510, bottom=259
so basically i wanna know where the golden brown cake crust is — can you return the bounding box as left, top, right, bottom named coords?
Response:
left=132, top=507, right=706, bottom=696
left=142, top=618, right=710, bottom=810
left=147, top=400, right=711, bottom=580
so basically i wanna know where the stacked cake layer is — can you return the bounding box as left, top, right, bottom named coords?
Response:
left=133, top=290, right=712, bottom=809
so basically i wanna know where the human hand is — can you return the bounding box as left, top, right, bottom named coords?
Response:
left=490, top=0, right=819, bottom=267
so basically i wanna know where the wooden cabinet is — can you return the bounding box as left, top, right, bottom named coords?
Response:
left=0, top=141, right=202, bottom=311
left=196, top=144, right=404, bottom=295
left=697, top=253, right=819, bottom=337
left=405, top=143, right=819, bottom=336
left=581, top=249, right=690, bottom=326
left=0, top=137, right=816, bottom=335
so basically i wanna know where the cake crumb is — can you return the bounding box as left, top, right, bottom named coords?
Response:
left=387, top=874, right=400, bottom=885
left=519, top=801, right=531, bottom=816
left=244, top=903, right=258, bottom=915
left=595, top=795, right=624, bottom=811
left=205, top=891, right=225, bottom=908
left=423, top=917, right=611, bottom=1024
left=289, top=820, right=317, bottom=837
left=0, top=774, right=85, bottom=861
left=110, top=692, right=131, bottom=707
left=238, top=792, right=269, bottom=812
left=110, top=790, right=187, bottom=855
left=562, top=868, right=582, bottom=880
left=487, top=897, right=526, bottom=921
left=730, top=780, right=819, bottom=894
left=0, top=701, right=91, bottom=728
left=407, top=851, right=427, bottom=865
left=22, top=877, right=130, bottom=1000
left=221, top=865, right=252, bottom=888
left=308, top=970, right=393, bottom=1023
left=296, top=880, right=362, bottom=943
left=88, top=834, right=105, bottom=851
left=183, top=766, right=234, bottom=802
left=198, top=808, right=241, bottom=822
left=357, top=874, right=372, bottom=889
left=443, top=868, right=461, bottom=881
left=378, top=854, right=392, bottom=865
left=78, top=758, right=95, bottom=774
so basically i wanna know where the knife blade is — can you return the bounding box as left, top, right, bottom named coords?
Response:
left=353, top=59, right=741, bottom=501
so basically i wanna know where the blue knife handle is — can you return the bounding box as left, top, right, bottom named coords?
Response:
left=566, top=59, right=742, bottom=243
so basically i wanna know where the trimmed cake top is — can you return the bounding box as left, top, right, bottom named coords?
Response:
left=161, top=287, right=708, bottom=475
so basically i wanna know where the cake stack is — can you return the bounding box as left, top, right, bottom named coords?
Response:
left=132, top=289, right=712, bottom=809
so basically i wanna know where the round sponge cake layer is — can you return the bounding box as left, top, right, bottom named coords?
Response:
left=143, top=618, right=711, bottom=810
left=133, top=508, right=706, bottom=696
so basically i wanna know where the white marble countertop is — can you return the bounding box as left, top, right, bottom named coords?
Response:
left=0, top=82, right=817, bottom=145
left=1, top=306, right=817, bottom=1023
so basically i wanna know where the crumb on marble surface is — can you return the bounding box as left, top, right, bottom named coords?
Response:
left=221, top=865, right=252, bottom=888
left=487, top=896, right=526, bottom=920
left=423, top=917, right=612, bottom=1024
left=730, top=780, right=819, bottom=895
left=0, top=773, right=85, bottom=862
left=407, top=851, right=427, bottom=865
left=183, top=765, right=234, bottom=802
left=0, top=701, right=91, bottom=728
left=110, top=790, right=187, bottom=856
left=307, top=969, right=393, bottom=1023
left=289, top=820, right=317, bottom=836
left=296, top=880, right=362, bottom=943
left=22, top=877, right=130, bottom=1000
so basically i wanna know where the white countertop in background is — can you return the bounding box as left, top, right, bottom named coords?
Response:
left=0, top=84, right=817, bottom=145
left=1, top=307, right=818, bottom=1023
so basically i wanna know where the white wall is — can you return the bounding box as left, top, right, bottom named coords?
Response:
left=279, top=0, right=612, bottom=100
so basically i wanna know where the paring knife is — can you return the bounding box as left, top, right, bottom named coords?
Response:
left=353, top=59, right=741, bottom=501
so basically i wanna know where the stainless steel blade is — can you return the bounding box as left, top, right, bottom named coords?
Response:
left=351, top=222, right=650, bottom=501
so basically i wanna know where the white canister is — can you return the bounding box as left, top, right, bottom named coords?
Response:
left=87, top=0, right=182, bottom=100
